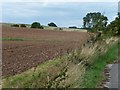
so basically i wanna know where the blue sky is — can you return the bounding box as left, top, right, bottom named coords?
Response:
left=2, top=1, right=118, bottom=27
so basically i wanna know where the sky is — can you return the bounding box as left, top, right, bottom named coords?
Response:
left=1, top=0, right=119, bottom=28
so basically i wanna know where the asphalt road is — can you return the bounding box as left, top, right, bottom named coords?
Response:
left=109, top=64, right=119, bottom=88
left=104, top=43, right=120, bottom=90
left=107, top=44, right=120, bottom=90
left=104, top=49, right=120, bottom=89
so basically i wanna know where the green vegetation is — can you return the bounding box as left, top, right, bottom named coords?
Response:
left=48, top=22, right=57, bottom=27
left=11, top=24, right=27, bottom=28
left=31, top=22, right=44, bottom=29
left=83, top=12, right=120, bottom=37
left=2, top=52, right=85, bottom=88
left=83, top=12, right=108, bottom=32
left=104, top=14, right=120, bottom=36
left=2, top=57, right=65, bottom=88
left=81, top=42, right=120, bottom=88
left=69, top=26, right=78, bottom=29
left=2, top=22, right=87, bottom=32
left=20, top=24, right=26, bottom=27
left=11, top=24, right=19, bottom=27
left=1, top=38, right=30, bottom=41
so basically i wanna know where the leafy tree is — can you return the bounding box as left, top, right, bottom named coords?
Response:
left=83, top=12, right=108, bottom=32
left=118, top=12, right=120, bottom=18
left=31, top=22, right=43, bottom=29
left=48, top=22, right=57, bottom=27
left=105, top=15, right=120, bottom=36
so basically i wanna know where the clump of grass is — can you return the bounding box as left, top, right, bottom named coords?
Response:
left=81, top=42, right=119, bottom=88
left=1, top=38, right=30, bottom=41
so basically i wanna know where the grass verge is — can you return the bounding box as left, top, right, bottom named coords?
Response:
left=2, top=56, right=67, bottom=88
left=80, top=42, right=120, bottom=88
left=2, top=53, right=85, bottom=88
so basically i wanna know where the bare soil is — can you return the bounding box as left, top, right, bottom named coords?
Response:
left=2, top=25, right=90, bottom=77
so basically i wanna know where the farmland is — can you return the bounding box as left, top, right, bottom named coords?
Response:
left=2, top=25, right=119, bottom=88
left=2, top=25, right=89, bottom=77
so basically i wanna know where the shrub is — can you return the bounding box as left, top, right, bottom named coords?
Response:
left=11, top=24, right=19, bottom=27
left=69, top=26, right=77, bottom=29
left=20, top=24, right=26, bottom=27
left=59, top=28, right=63, bottom=30
left=48, top=22, right=57, bottom=27
left=31, top=22, right=43, bottom=29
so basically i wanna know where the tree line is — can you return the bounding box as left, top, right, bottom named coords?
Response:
left=11, top=22, right=58, bottom=29
left=11, top=12, right=120, bottom=36
left=83, top=12, right=120, bottom=36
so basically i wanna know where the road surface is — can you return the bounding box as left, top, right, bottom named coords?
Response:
left=104, top=48, right=120, bottom=89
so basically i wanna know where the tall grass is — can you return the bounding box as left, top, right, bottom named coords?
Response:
left=81, top=42, right=120, bottom=88
left=2, top=49, right=85, bottom=88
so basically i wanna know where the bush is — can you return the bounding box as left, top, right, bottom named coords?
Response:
left=48, top=22, right=57, bottom=27
left=11, top=24, right=19, bottom=27
left=31, top=22, right=43, bottom=29
left=20, top=24, right=26, bottom=27
left=59, top=28, right=63, bottom=30
left=69, top=26, right=77, bottom=29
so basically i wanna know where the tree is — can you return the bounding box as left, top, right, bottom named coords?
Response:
left=48, top=22, right=57, bottom=27
left=11, top=24, right=19, bottom=27
left=31, top=22, right=43, bottom=29
left=20, top=24, right=26, bottom=27
left=69, top=26, right=77, bottom=29
left=105, top=15, right=120, bottom=36
left=83, top=12, right=108, bottom=32
left=118, top=12, right=120, bottom=18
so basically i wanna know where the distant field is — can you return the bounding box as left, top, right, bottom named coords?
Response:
left=1, top=23, right=87, bottom=32
left=2, top=25, right=89, bottom=77
left=1, top=23, right=31, bottom=27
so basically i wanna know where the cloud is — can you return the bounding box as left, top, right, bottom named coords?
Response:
left=2, top=2, right=117, bottom=27
left=1, top=0, right=119, bottom=2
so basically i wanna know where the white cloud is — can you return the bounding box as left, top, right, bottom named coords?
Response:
left=1, top=0, right=119, bottom=2
left=112, top=15, right=118, bottom=20
left=1, top=2, right=117, bottom=27
left=1, top=0, right=119, bottom=9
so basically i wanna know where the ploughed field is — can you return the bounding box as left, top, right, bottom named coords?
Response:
left=2, top=25, right=89, bottom=77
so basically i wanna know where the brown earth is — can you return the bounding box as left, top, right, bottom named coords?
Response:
left=2, top=25, right=90, bottom=77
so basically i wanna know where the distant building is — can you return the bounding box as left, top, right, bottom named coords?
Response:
left=118, top=1, right=120, bottom=13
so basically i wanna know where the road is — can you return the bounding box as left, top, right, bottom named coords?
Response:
left=104, top=48, right=120, bottom=89
left=104, top=63, right=120, bottom=89
left=109, top=63, right=119, bottom=88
